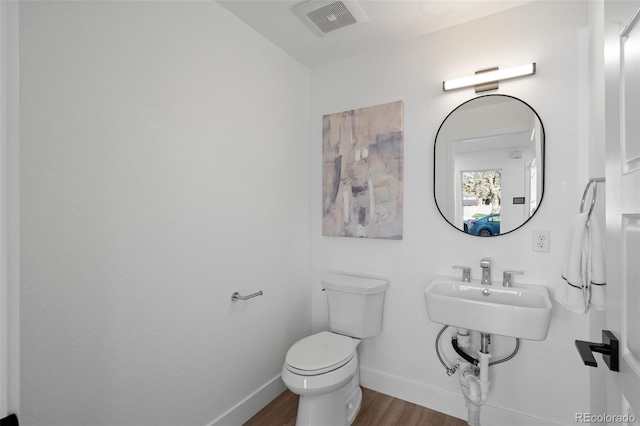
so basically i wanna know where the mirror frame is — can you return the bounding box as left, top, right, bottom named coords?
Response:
left=433, top=94, right=545, bottom=237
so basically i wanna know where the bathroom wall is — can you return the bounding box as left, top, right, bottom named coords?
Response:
left=310, top=1, right=594, bottom=425
left=19, top=2, right=310, bottom=425
left=1, top=0, right=20, bottom=418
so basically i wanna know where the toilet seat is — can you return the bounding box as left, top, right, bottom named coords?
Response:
left=285, top=331, right=355, bottom=376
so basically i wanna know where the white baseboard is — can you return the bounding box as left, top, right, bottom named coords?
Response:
left=209, top=375, right=286, bottom=426
left=360, top=366, right=560, bottom=426
left=208, top=367, right=560, bottom=426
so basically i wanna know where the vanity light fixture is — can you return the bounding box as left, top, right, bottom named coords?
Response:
left=443, top=63, right=536, bottom=92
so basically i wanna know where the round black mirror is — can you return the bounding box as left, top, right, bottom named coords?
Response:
left=434, top=94, right=544, bottom=236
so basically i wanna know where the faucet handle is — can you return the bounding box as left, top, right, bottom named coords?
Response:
left=453, top=266, right=471, bottom=282
left=503, top=271, right=524, bottom=287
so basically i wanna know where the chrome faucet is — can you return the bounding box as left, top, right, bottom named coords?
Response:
left=453, top=266, right=471, bottom=283
left=503, top=271, right=524, bottom=287
left=480, top=258, right=491, bottom=285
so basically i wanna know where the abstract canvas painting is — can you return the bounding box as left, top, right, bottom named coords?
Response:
left=322, top=101, right=403, bottom=239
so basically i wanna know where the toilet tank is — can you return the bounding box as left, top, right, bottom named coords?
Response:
left=321, top=273, right=389, bottom=338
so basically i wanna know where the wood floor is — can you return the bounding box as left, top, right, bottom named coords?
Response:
left=244, top=388, right=467, bottom=426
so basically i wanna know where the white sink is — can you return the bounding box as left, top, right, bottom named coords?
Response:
left=424, top=276, right=552, bottom=341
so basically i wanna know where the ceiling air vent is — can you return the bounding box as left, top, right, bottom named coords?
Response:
left=292, top=0, right=368, bottom=37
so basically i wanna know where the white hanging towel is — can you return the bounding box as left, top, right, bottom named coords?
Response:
left=555, top=212, right=606, bottom=314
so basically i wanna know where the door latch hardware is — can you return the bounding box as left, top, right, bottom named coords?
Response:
left=575, top=329, right=619, bottom=372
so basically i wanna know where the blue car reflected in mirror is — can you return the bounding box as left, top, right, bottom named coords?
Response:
left=465, top=213, right=501, bottom=237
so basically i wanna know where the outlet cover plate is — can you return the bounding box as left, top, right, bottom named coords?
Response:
left=533, top=230, right=550, bottom=252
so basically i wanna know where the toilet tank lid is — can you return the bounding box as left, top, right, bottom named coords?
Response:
left=321, top=273, right=389, bottom=294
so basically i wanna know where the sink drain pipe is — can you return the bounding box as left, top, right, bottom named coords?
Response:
left=453, top=327, right=484, bottom=425
left=456, top=333, right=491, bottom=426
left=435, top=327, right=521, bottom=426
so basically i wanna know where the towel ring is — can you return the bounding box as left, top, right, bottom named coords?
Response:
left=580, top=178, right=605, bottom=218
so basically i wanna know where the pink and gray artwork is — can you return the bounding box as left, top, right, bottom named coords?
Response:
left=322, top=101, right=403, bottom=239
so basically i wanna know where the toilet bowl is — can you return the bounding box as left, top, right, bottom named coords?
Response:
left=281, top=273, right=388, bottom=426
left=282, top=331, right=362, bottom=425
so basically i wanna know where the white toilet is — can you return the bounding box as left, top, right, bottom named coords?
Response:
left=281, top=273, right=389, bottom=426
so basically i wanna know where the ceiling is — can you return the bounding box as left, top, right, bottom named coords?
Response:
left=217, top=0, right=535, bottom=68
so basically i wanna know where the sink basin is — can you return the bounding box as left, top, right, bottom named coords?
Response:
left=424, top=276, right=552, bottom=341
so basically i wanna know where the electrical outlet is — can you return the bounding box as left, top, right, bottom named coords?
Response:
left=533, top=230, right=550, bottom=252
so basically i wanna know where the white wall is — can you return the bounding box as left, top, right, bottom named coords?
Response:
left=19, top=2, right=310, bottom=425
left=0, top=0, right=20, bottom=418
left=310, top=1, right=593, bottom=425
